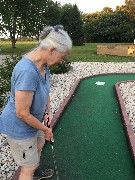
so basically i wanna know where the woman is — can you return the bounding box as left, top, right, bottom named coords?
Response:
left=0, top=25, right=72, bottom=180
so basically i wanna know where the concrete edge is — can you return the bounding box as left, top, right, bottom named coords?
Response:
left=115, top=80, right=135, bottom=164
left=11, top=73, right=135, bottom=180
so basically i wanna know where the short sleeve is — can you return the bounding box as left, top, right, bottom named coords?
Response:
left=14, top=70, right=38, bottom=91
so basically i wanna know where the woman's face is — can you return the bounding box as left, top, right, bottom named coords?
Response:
left=47, top=49, right=68, bottom=66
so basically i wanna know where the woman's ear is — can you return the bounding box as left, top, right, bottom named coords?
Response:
left=49, top=47, right=56, bottom=54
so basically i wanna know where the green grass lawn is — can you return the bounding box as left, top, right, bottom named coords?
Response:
left=0, top=41, right=36, bottom=55
left=0, top=41, right=135, bottom=62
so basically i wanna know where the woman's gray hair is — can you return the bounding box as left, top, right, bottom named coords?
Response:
left=37, top=25, right=72, bottom=53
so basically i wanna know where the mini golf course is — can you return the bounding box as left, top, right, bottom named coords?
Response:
left=41, top=74, right=135, bottom=180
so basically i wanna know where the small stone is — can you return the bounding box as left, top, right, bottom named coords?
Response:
left=1, top=62, right=135, bottom=179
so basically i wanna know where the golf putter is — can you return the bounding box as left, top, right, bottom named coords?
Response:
left=46, top=118, right=60, bottom=180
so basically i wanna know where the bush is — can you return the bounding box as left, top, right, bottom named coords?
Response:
left=50, top=56, right=71, bottom=74
left=0, top=54, right=21, bottom=108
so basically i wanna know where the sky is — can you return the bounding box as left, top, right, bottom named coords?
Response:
left=55, top=0, right=125, bottom=13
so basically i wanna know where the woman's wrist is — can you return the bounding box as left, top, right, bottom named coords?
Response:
left=42, top=124, right=49, bottom=132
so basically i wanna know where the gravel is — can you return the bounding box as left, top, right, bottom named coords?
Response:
left=0, top=62, right=135, bottom=179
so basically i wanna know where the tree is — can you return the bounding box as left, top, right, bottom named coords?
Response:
left=115, top=5, right=126, bottom=12
left=21, top=0, right=61, bottom=39
left=0, top=0, right=61, bottom=47
left=0, top=0, right=25, bottom=48
left=83, top=20, right=96, bottom=42
left=124, top=0, right=135, bottom=19
left=82, top=12, right=101, bottom=24
left=61, top=3, right=84, bottom=45
left=83, top=11, right=135, bottom=43
left=95, top=11, right=135, bottom=42
left=0, top=0, right=45, bottom=47
left=115, top=0, right=135, bottom=19
left=101, top=7, right=113, bottom=14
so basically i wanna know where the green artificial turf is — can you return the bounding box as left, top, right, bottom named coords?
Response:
left=41, top=74, right=135, bottom=180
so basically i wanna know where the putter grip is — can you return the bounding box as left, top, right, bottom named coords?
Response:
left=47, top=119, right=50, bottom=128
left=47, top=118, right=53, bottom=145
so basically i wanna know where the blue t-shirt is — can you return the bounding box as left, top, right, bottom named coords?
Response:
left=0, top=57, right=50, bottom=139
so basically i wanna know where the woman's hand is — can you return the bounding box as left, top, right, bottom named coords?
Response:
left=44, top=113, right=52, bottom=126
left=44, top=127, right=54, bottom=142
left=43, top=112, right=54, bottom=142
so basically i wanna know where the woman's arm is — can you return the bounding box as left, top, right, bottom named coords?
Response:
left=15, top=90, right=53, bottom=141
left=45, top=96, right=52, bottom=118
